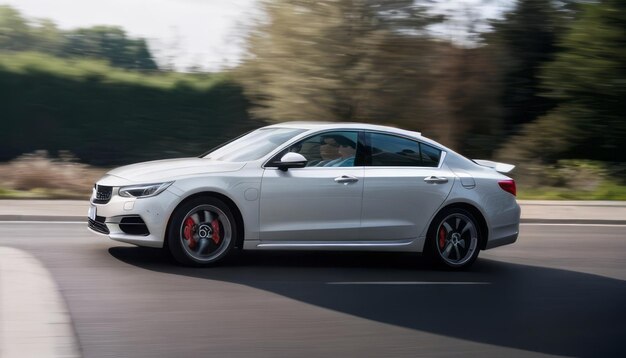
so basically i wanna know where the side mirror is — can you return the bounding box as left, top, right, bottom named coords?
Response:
left=276, top=152, right=307, bottom=171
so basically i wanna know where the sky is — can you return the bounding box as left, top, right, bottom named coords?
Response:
left=424, top=0, right=513, bottom=44
left=1, top=0, right=512, bottom=72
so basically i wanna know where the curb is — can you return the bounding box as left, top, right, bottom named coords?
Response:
left=0, top=247, right=82, bottom=358
left=0, top=215, right=86, bottom=222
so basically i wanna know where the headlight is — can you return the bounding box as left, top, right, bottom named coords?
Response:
left=118, top=182, right=174, bottom=198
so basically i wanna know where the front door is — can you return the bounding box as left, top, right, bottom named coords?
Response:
left=259, top=131, right=363, bottom=242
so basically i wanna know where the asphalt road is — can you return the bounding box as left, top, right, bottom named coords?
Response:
left=1, top=223, right=625, bottom=358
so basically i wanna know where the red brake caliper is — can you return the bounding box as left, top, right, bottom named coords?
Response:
left=183, top=217, right=196, bottom=249
left=211, top=219, right=221, bottom=245
left=439, top=226, right=446, bottom=249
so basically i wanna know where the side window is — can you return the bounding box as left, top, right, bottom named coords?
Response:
left=419, top=143, right=442, bottom=167
left=368, top=133, right=442, bottom=167
left=269, top=131, right=359, bottom=168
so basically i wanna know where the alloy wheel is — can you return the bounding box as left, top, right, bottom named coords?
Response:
left=179, top=204, right=232, bottom=262
left=436, top=213, right=478, bottom=267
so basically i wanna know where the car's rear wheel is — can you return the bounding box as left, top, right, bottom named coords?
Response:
left=427, top=207, right=481, bottom=269
left=168, top=197, right=236, bottom=266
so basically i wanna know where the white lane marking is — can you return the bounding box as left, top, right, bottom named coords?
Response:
left=521, top=223, right=626, bottom=227
left=0, top=247, right=82, bottom=358
left=327, top=281, right=490, bottom=285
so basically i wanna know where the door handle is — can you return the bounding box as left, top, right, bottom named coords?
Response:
left=424, top=176, right=449, bottom=184
left=334, top=175, right=359, bottom=184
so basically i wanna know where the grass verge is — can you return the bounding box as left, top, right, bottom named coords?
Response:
left=517, top=181, right=626, bottom=200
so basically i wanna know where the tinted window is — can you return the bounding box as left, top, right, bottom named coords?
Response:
left=368, top=133, right=441, bottom=167
left=369, top=133, right=422, bottom=166
left=419, top=143, right=442, bottom=167
left=269, top=131, right=359, bottom=168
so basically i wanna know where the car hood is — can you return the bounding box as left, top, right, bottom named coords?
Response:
left=104, top=158, right=246, bottom=183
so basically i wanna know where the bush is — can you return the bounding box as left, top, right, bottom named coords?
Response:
left=0, top=151, right=105, bottom=198
left=0, top=52, right=259, bottom=166
left=512, top=160, right=626, bottom=200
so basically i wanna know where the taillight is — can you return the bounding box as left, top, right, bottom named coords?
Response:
left=498, top=180, right=516, bottom=196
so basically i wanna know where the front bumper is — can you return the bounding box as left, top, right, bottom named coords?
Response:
left=88, top=188, right=180, bottom=248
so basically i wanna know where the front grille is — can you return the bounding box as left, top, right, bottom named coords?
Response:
left=93, top=185, right=112, bottom=204
left=119, top=216, right=150, bottom=236
left=88, top=217, right=110, bottom=234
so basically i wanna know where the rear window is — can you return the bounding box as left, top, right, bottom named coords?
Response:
left=419, top=143, right=442, bottom=167
left=368, top=133, right=442, bottom=167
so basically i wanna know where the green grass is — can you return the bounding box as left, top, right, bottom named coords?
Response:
left=518, top=181, right=626, bottom=200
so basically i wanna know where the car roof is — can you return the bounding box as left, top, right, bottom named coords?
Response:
left=264, top=121, right=422, bottom=138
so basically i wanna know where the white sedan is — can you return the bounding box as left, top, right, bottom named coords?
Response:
left=88, top=122, right=520, bottom=269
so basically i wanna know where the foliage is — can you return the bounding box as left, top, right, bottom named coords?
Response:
left=0, top=52, right=223, bottom=90
left=497, top=0, right=626, bottom=165
left=0, top=52, right=257, bottom=165
left=0, top=2, right=624, bottom=197
left=539, top=0, right=626, bottom=161
left=62, top=26, right=157, bottom=71
left=486, top=0, right=573, bottom=135
left=0, top=151, right=103, bottom=198
left=518, top=183, right=626, bottom=200
left=513, top=160, right=626, bottom=199
left=0, top=5, right=158, bottom=71
left=236, top=0, right=503, bottom=155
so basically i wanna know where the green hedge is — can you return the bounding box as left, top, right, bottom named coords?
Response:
left=0, top=53, right=258, bottom=165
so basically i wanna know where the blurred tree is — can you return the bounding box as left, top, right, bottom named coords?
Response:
left=498, top=0, right=626, bottom=163
left=237, top=0, right=502, bottom=153
left=0, top=6, right=158, bottom=71
left=486, top=0, right=571, bottom=135
left=62, top=26, right=158, bottom=71
left=29, top=19, right=65, bottom=56
left=0, top=5, right=33, bottom=51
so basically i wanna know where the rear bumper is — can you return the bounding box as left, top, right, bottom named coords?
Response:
left=485, top=232, right=518, bottom=249
left=485, top=201, right=520, bottom=250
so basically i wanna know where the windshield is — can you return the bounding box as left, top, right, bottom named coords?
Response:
left=203, top=128, right=306, bottom=162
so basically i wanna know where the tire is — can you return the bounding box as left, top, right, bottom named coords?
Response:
left=167, top=196, right=237, bottom=267
left=426, top=207, right=481, bottom=269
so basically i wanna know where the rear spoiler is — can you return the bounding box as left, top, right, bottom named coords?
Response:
left=473, top=159, right=515, bottom=174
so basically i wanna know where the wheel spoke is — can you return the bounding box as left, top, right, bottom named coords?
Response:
left=454, top=245, right=461, bottom=261
left=442, top=221, right=453, bottom=233
left=461, top=221, right=473, bottom=235
left=196, top=238, right=209, bottom=255
left=458, top=239, right=466, bottom=249
left=455, top=218, right=461, bottom=230
left=203, top=210, right=213, bottom=223
left=442, top=242, right=453, bottom=258
left=190, top=213, right=200, bottom=225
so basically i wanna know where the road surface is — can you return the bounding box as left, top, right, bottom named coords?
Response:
left=1, top=222, right=625, bottom=357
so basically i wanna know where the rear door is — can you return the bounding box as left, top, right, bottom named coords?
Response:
left=360, top=132, right=454, bottom=241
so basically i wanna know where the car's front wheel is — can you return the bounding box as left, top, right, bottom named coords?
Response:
left=167, top=196, right=236, bottom=266
left=426, top=207, right=481, bottom=269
